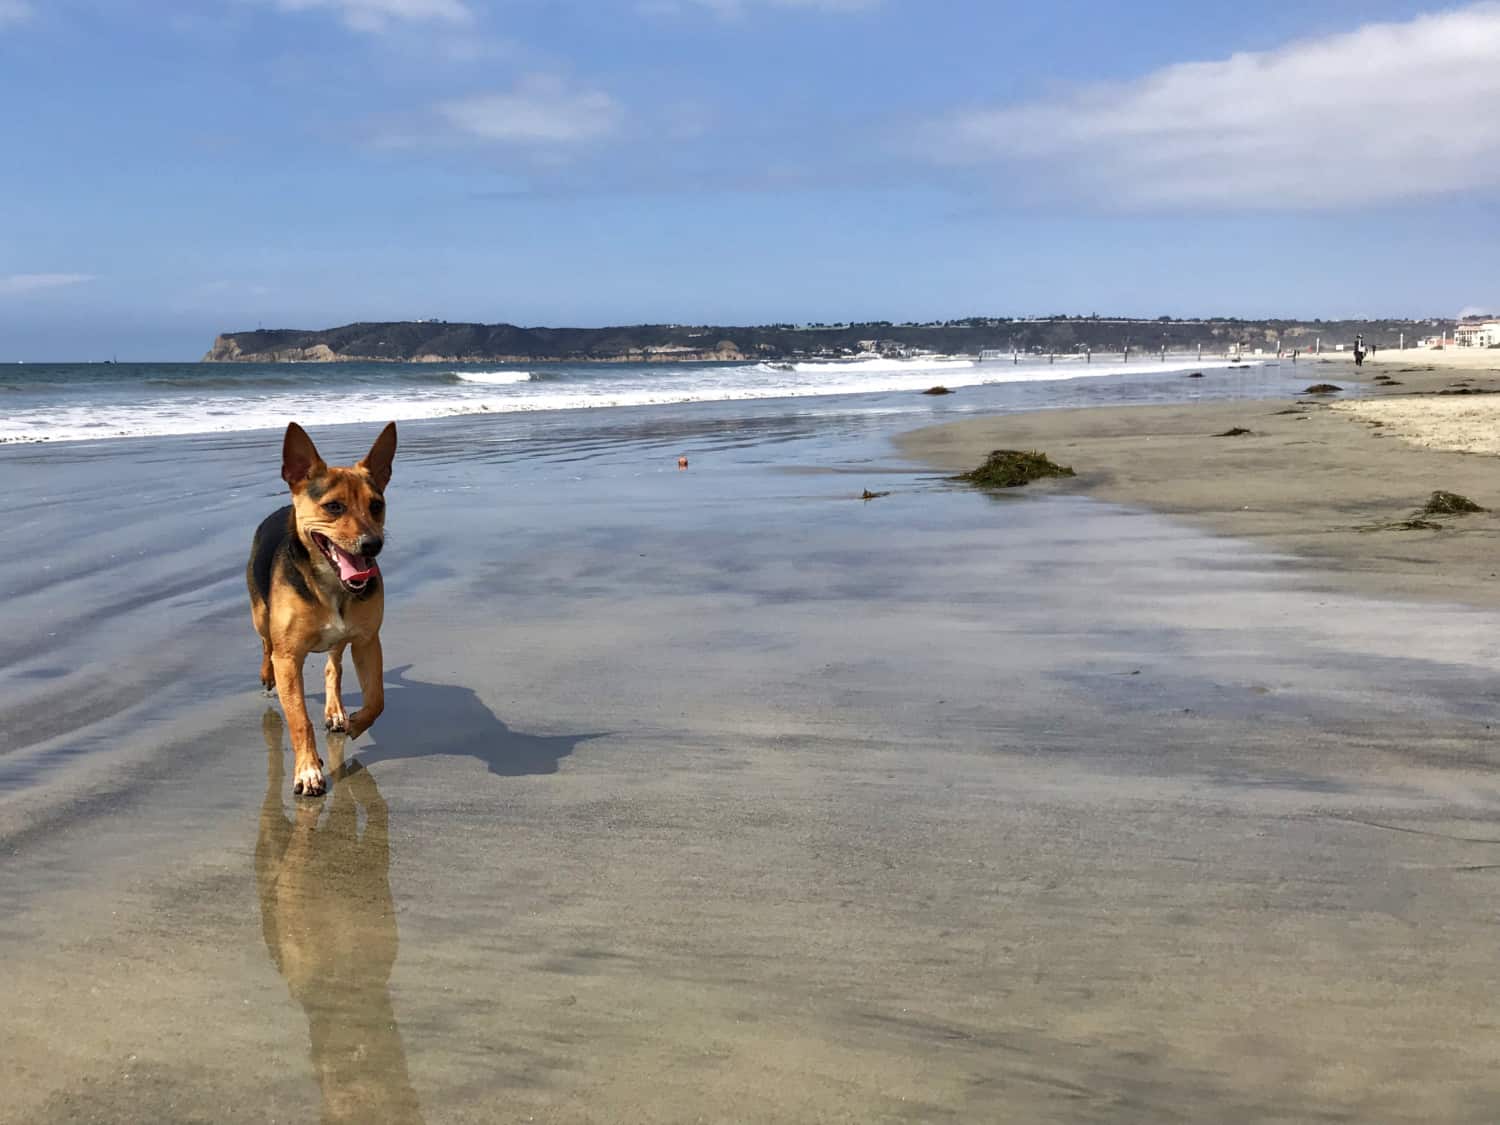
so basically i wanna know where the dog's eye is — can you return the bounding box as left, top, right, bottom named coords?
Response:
left=322, top=501, right=345, bottom=516
left=369, top=499, right=385, bottom=519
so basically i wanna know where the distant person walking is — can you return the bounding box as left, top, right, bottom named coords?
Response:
left=1354, top=333, right=1366, bottom=368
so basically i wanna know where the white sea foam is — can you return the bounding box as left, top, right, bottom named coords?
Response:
left=454, top=370, right=532, bottom=385
left=779, top=356, right=977, bottom=375
left=0, top=355, right=1249, bottom=444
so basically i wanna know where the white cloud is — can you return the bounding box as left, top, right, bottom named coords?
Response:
left=438, top=77, right=622, bottom=144
left=933, top=3, right=1500, bottom=209
left=641, top=0, right=876, bottom=17
left=769, top=0, right=877, bottom=8
left=0, top=274, right=96, bottom=296
left=200, top=280, right=274, bottom=296
left=0, top=1, right=32, bottom=28
left=263, top=0, right=471, bottom=33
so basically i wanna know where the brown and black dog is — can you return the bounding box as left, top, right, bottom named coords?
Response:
left=248, top=422, right=396, bottom=796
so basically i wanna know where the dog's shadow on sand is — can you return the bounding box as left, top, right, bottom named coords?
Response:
left=354, top=665, right=605, bottom=777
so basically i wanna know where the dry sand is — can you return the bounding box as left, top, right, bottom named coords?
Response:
left=1360, top=345, right=1500, bottom=372
left=1332, top=392, right=1500, bottom=456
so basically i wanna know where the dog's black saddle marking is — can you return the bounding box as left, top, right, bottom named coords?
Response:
left=250, top=506, right=292, bottom=603
left=250, top=505, right=317, bottom=605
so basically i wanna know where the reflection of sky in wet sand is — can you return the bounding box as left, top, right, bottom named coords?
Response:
left=256, top=712, right=422, bottom=1125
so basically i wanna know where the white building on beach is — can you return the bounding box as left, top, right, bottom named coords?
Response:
left=1455, top=319, right=1500, bottom=347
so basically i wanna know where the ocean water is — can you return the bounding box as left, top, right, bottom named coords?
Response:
left=0, top=353, right=1283, bottom=444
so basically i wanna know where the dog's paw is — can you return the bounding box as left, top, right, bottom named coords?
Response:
left=346, top=706, right=382, bottom=741
left=293, top=763, right=327, bottom=797
left=324, top=704, right=348, bottom=732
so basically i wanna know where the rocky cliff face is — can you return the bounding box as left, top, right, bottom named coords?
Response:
left=204, top=335, right=338, bottom=362
left=201, top=322, right=756, bottom=364
left=203, top=334, right=243, bottom=361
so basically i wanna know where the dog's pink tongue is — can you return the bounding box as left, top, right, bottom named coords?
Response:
left=329, top=544, right=379, bottom=584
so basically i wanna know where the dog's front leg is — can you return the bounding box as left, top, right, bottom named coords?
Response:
left=323, top=643, right=348, bottom=732
left=272, top=650, right=325, bottom=796
left=345, top=636, right=384, bottom=740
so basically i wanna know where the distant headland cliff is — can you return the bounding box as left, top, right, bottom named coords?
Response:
left=204, top=317, right=1451, bottom=364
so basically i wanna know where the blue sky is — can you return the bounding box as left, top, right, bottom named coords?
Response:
left=2, top=0, right=1498, bottom=359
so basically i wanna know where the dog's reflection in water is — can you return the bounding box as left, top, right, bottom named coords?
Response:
left=256, top=711, right=424, bottom=1125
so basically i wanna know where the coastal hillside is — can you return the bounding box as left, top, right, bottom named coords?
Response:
left=203, top=316, right=1450, bottom=363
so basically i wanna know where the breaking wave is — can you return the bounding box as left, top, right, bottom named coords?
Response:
left=0, top=354, right=1248, bottom=443
left=451, top=370, right=533, bottom=385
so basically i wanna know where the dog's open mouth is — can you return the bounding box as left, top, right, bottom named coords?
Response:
left=311, top=533, right=379, bottom=592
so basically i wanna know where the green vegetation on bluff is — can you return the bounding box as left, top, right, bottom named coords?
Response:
left=203, top=315, right=1453, bottom=364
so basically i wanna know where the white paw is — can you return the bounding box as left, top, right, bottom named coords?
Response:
left=324, top=706, right=347, bottom=732
left=293, top=763, right=326, bottom=797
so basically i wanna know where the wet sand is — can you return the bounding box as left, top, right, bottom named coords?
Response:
left=899, top=353, right=1500, bottom=609
left=8, top=397, right=1500, bottom=1122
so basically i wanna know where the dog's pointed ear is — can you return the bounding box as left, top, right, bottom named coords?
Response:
left=358, top=422, right=397, bottom=491
left=281, top=423, right=327, bottom=491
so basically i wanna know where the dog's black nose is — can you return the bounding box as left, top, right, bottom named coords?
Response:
left=360, top=535, right=384, bottom=558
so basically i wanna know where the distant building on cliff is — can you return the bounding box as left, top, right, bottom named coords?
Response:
left=1455, top=318, right=1500, bottom=347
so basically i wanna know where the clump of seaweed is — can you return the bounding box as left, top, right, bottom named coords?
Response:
left=1270, top=408, right=1304, bottom=415
left=1423, top=490, right=1486, bottom=515
left=922, top=385, right=953, bottom=395
left=1185, top=372, right=1204, bottom=378
left=1304, top=383, right=1342, bottom=394
left=1357, top=491, right=1487, bottom=533
left=956, top=449, right=1076, bottom=489
left=1215, top=427, right=1253, bottom=437
left=860, top=489, right=891, bottom=501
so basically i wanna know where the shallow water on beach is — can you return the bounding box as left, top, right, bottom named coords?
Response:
left=8, top=369, right=1500, bottom=1123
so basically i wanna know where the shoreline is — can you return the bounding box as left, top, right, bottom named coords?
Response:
left=898, top=352, right=1500, bottom=609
